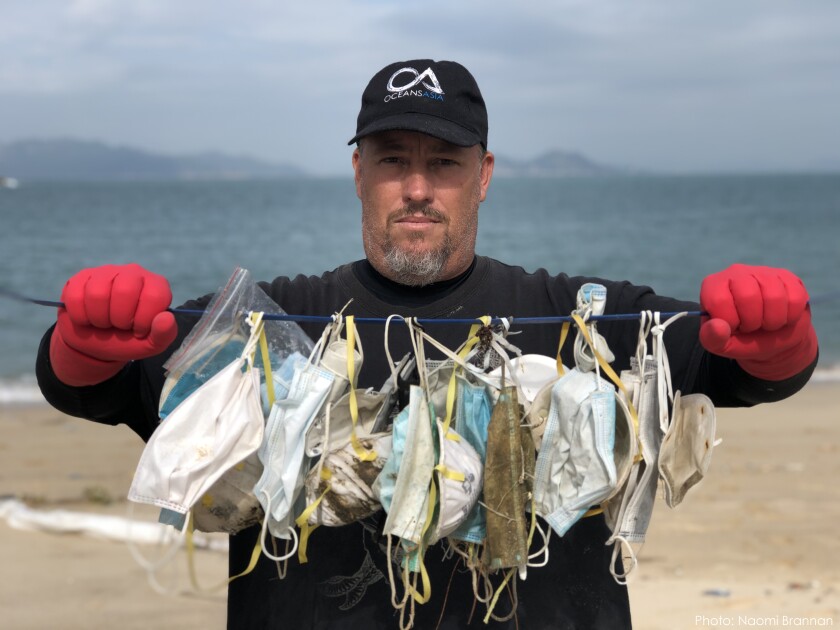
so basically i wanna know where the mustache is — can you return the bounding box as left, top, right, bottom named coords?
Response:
left=389, top=205, right=447, bottom=223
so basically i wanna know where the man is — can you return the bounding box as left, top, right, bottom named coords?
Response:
left=37, top=60, right=818, bottom=629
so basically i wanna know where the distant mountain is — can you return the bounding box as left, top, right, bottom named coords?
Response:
left=493, top=149, right=621, bottom=177
left=0, top=139, right=305, bottom=181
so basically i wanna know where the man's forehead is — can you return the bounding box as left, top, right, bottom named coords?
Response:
left=363, top=130, right=467, bottom=153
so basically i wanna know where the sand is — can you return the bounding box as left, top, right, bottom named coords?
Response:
left=1, top=384, right=838, bottom=629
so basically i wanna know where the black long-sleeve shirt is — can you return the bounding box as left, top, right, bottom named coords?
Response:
left=36, top=256, right=815, bottom=629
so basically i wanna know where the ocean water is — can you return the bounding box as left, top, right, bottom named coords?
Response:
left=1, top=174, right=838, bottom=402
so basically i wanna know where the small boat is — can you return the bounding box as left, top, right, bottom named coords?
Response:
left=0, top=177, right=19, bottom=189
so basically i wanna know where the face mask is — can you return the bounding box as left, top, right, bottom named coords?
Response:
left=378, top=385, right=436, bottom=546
left=449, top=378, right=493, bottom=544
left=482, top=386, right=530, bottom=574
left=253, top=358, right=335, bottom=539
left=487, top=353, right=559, bottom=405
left=573, top=283, right=616, bottom=371
left=524, top=378, right=556, bottom=452
left=304, top=321, right=363, bottom=458
left=424, top=359, right=458, bottom=424
left=306, top=388, right=385, bottom=457
left=260, top=350, right=304, bottom=415
left=532, top=368, right=618, bottom=537
left=605, top=392, right=638, bottom=504
left=129, top=317, right=267, bottom=531
left=428, top=418, right=483, bottom=544
left=658, top=391, right=718, bottom=508
left=607, top=354, right=659, bottom=534
left=190, top=451, right=264, bottom=534
left=158, top=332, right=246, bottom=420
left=186, top=350, right=304, bottom=535
left=302, top=432, right=393, bottom=527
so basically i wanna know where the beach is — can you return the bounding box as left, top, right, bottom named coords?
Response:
left=1, top=384, right=838, bottom=629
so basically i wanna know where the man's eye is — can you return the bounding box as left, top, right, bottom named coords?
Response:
left=434, top=158, right=458, bottom=167
left=380, top=157, right=402, bottom=164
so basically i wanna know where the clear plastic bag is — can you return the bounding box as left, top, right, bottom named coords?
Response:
left=159, top=267, right=314, bottom=418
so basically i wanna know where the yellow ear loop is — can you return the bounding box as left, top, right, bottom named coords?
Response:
left=483, top=567, right=517, bottom=624
left=570, top=313, right=639, bottom=434
left=185, top=511, right=262, bottom=593
left=186, top=312, right=272, bottom=593
left=294, top=467, right=333, bottom=564
left=556, top=321, right=571, bottom=376
left=256, top=317, right=276, bottom=409
left=346, top=316, right=376, bottom=462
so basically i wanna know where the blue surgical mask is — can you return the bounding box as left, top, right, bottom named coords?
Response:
left=159, top=336, right=246, bottom=420
left=449, top=378, right=492, bottom=543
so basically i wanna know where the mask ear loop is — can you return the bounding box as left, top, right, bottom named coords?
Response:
left=294, top=394, right=337, bottom=564
left=125, top=501, right=187, bottom=596
left=607, top=309, right=686, bottom=583
left=383, top=314, right=407, bottom=389
left=258, top=492, right=299, bottom=563
left=650, top=310, right=688, bottom=433
left=609, top=535, right=639, bottom=585
left=345, top=315, right=376, bottom=462
left=386, top=536, right=412, bottom=623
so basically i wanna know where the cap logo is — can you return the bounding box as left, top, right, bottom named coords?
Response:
left=384, top=67, right=445, bottom=102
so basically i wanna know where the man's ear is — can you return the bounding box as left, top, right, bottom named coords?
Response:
left=352, top=147, right=362, bottom=199
left=479, top=151, right=495, bottom=202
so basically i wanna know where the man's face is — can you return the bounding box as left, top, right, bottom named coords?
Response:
left=353, top=130, right=494, bottom=286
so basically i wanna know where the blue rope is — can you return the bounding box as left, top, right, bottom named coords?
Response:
left=2, top=286, right=834, bottom=326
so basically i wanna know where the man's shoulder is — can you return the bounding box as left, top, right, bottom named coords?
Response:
left=259, top=262, right=357, bottom=295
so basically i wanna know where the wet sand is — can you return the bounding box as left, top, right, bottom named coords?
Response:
left=1, top=384, right=838, bottom=629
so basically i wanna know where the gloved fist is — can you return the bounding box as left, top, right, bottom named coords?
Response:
left=699, top=264, right=817, bottom=381
left=50, top=264, right=178, bottom=387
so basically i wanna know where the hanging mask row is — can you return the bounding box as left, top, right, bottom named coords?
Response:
left=127, top=273, right=723, bottom=629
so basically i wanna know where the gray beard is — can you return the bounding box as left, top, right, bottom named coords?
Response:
left=381, top=235, right=454, bottom=286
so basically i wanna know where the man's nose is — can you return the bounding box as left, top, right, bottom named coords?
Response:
left=402, top=168, right=434, bottom=204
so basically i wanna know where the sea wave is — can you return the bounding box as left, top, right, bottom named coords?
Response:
left=0, top=375, right=46, bottom=406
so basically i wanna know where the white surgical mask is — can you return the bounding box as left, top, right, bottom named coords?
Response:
left=532, top=368, right=618, bottom=537
left=129, top=313, right=267, bottom=531
left=253, top=356, right=334, bottom=540
left=429, top=419, right=483, bottom=544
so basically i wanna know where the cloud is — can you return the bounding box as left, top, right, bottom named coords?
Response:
left=1, top=0, right=838, bottom=173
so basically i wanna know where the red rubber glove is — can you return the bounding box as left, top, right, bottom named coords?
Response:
left=699, top=264, right=818, bottom=381
left=50, top=264, right=178, bottom=387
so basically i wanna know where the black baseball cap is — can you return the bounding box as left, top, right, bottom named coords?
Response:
left=348, top=59, right=488, bottom=149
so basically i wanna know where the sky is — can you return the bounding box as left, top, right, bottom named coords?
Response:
left=1, top=1, right=839, bottom=176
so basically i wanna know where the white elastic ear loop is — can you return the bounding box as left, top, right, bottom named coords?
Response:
left=491, top=317, right=526, bottom=395
left=527, top=519, right=551, bottom=568
left=651, top=310, right=687, bottom=432
left=609, top=535, right=639, bottom=585
left=258, top=493, right=299, bottom=562
left=406, top=318, right=429, bottom=394
left=383, top=314, right=405, bottom=389
left=125, top=502, right=188, bottom=596
left=635, top=310, right=653, bottom=369
left=307, top=313, right=337, bottom=367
